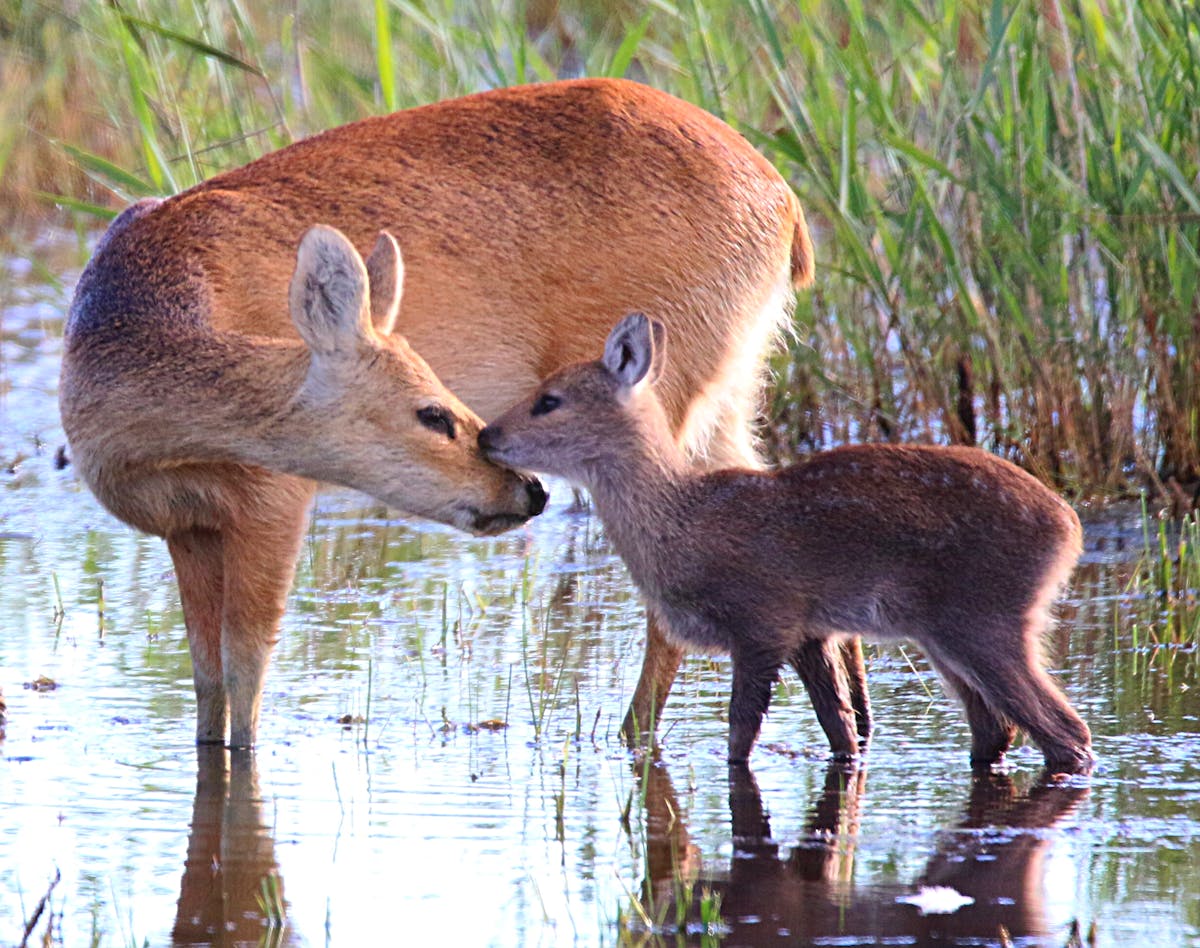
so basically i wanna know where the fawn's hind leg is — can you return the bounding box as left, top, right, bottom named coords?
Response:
left=937, top=665, right=1018, bottom=769
left=790, top=638, right=860, bottom=758
left=927, top=625, right=1093, bottom=775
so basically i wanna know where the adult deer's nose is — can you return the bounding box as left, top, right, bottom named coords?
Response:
left=524, top=476, right=548, bottom=516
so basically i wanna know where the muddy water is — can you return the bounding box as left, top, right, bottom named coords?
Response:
left=2, top=253, right=1199, bottom=947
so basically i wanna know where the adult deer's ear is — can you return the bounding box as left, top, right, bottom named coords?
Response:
left=289, top=224, right=374, bottom=359
left=365, top=231, right=403, bottom=337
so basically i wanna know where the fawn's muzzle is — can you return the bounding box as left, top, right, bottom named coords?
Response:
left=477, top=424, right=503, bottom=456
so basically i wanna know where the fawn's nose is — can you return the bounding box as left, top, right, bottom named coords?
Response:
left=524, top=477, right=548, bottom=516
left=477, top=424, right=501, bottom=455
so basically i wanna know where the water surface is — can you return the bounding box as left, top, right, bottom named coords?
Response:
left=2, top=251, right=1198, bottom=946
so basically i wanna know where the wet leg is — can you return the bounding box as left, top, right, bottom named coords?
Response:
left=984, top=664, right=1092, bottom=774
left=729, top=649, right=781, bottom=762
left=840, top=637, right=872, bottom=741
left=938, top=665, right=1018, bottom=769
left=928, top=629, right=1093, bottom=775
left=790, top=638, right=859, bottom=758
left=222, top=474, right=314, bottom=749
left=168, top=528, right=228, bottom=744
left=621, top=613, right=684, bottom=748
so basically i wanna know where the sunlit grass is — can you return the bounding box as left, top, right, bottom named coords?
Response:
left=1126, top=498, right=1200, bottom=646
left=5, top=0, right=1200, bottom=491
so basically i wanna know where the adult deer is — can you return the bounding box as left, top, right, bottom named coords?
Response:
left=60, top=78, right=841, bottom=749
left=480, top=313, right=1094, bottom=773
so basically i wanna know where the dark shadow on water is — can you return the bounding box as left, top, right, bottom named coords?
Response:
left=634, top=758, right=1090, bottom=946
left=172, top=746, right=296, bottom=947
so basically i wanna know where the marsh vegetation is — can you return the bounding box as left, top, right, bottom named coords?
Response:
left=2, top=1, right=1200, bottom=944
left=5, top=0, right=1200, bottom=494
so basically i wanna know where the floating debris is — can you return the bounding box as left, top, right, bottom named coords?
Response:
left=467, top=719, right=509, bottom=733
left=897, top=886, right=975, bottom=915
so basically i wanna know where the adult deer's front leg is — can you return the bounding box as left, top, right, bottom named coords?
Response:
left=169, top=528, right=228, bottom=744
left=621, top=613, right=684, bottom=748
left=222, top=473, right=314, bottom=749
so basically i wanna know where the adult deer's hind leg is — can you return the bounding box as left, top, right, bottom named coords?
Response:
left=621, top=614, right=684, bottom=748
left=221, top=470, right=315, bottom=749
left=840, top=637, right=872, bottom=741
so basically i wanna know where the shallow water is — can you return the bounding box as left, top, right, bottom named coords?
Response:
left=2, top=252, right=1199, bottom=947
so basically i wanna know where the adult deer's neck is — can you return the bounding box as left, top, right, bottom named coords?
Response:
left=192, top=335, right=328, bottom=475
left=67, top=326, right=325, bottom=479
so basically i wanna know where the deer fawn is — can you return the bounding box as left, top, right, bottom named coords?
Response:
left=59, top=78, right=851, bottom=749
left=480, top=313, right=1094, bottom=774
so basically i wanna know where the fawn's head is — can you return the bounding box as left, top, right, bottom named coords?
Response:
left=290, top=225, right=546, bottom=534
left=479, top=312, right=672, bottom=486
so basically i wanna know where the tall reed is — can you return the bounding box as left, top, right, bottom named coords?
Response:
left=6, top=0, right=1199, bottom=494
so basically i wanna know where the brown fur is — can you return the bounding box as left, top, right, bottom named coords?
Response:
left=480, top=314, right=1094, bottom=774
left=638, top=759, right=1090, bottom=942
left=59, top=79, right=821, bottom=748
left=172, top=749, right=282, bottom=943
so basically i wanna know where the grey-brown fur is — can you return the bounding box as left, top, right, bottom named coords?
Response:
left=480, top=314, right=1093, bottom=774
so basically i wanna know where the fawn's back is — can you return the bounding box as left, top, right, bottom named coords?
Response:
left=646, top=444, right=1082, bottom=652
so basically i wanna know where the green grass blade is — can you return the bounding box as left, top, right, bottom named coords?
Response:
left=606, top=10, right=652, bottom=79
left=56, top=142, right=157, bottom=197
left=1134, top=129, right=1200, bottom=214
left=118, top=13, right=264, bottom=77
left=34, top=192, right=120, bottom=220
left=375, top=0, right=397, bottom=112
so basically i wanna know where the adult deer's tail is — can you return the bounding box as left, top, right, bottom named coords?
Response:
left=788, top=190, right=816, bottom=290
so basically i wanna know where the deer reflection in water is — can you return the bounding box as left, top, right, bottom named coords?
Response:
left=172, top=747, right=295, bottom=946
left=632, top=759, right=1089, bottom=946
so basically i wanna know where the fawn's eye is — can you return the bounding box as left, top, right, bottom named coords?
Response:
left=416, top=406, right=456, bottom=440
left=531, top=393, right=562, bottom=417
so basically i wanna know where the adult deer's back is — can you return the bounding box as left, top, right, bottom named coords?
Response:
left=59, top=79, right=819, bottom=747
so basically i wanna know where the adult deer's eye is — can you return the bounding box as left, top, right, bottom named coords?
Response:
left=531, top=393, right=562, bottom=417
left=417, top=406, right=456, bottom=440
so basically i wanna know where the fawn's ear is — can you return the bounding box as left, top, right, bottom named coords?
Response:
left=602, top=312, right=665, bottom=390
left=289, top=224, right=374, bottom=358
left=365, top=231, right=403, bottom=337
